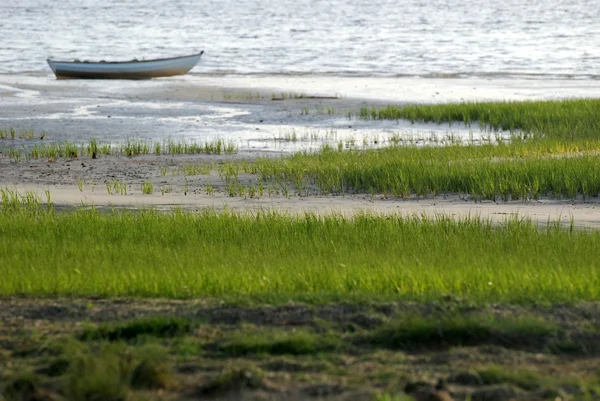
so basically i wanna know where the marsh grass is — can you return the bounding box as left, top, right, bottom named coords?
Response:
left=1, top=208, right=599, bottom=303
left=182, top=163, right=212, bottom=176
left=224, top=91, right=262, bottom=100
left=271, top=92, right=306, bottom=101
left=79, top=316, right=193, bottom=342
left=353, top=99, right=600, bottom=141
left=366, top=315, right=561, bottom=350
left=220, top=329, right=339, bottom=356
left=204, top=99, right=600, bottom=200
left=129, top=347, right=176, bottom=390
left=476, top=365, right=545, bottom=390
left=2, top=372, right=40, bottom=400
left=0, top=128, right=45, bottom=140
left=141, top=181, right=153, bottom=195
left=0, top=128, right=17, bottom=140
left=122, top=140, right=150, bottom=157
left=204, top=184, right=216, bottom=195
left=24, top=141, right=81, bottom=161
left=234, top=141, right=600, bottom=199
left=106, top=179, right=127, bottom=195
left=4, top=342, right=166, bottom=400
left=0, top=188, right=53, bottom=215
left=163, top=138, right=236, bottom=155
left=198, top=365, right=268, bottom=396
left=60, top=343, right=135, bottom=401
left=87, top=138, right=98, bottom=159
left=160, top=184, right=172, bottom=195
left=1, top=138, right=237, bottom=162
left=7, top=147, right=23, bottom=162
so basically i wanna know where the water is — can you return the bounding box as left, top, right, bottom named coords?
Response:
left=2, top=0, right=600, bottom=152
left=1, top=0, right=600, bottom=78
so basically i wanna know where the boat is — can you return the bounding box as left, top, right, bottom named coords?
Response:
left=47, top=51, right=204, bottom=79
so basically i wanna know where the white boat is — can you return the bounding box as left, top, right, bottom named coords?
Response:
left=47, top=51, right=204, bottom=79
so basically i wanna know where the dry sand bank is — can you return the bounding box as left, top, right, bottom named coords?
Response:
left=5, top=73, right=600, bottom=103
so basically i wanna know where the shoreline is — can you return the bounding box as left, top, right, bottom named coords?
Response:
left=2, top=73, right=600, bottom=227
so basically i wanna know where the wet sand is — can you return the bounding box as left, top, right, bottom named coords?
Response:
left=2, top=74, right=600, bottom=226
left=3, top=74, right=600, bottom=150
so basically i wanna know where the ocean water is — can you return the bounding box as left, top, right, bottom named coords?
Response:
left=1, top=0, right=599, bottom=78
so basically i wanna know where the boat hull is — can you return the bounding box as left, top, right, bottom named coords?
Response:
left=47, top=51, right=203, bottom=79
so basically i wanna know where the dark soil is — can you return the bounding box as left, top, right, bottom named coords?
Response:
left=1, top=298, right=600, bottom=401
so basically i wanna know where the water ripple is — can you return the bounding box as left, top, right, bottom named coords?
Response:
left=1, top=0, right=599, bottom=78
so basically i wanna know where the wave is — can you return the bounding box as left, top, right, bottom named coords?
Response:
left=188, top=70, right=600, bottom=81
left=2, top=68, right=600, bottom=81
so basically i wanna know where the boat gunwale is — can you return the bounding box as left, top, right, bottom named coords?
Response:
left=47, top=51, right=204, bottom=66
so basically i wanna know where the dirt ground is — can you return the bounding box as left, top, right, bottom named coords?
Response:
left=1, top=298, right=600, bottom=400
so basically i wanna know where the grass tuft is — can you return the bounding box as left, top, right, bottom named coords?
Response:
left=366, top=315, right=561, bottom=350
left=129, top=346, right=176, bottom=390
left=79, top=316, right=193, bottom=342
left=197, top=365, right=268, bottom=396
left=477, top=365, right=543, bottom=391
left=140, top=181, right=153, bottom=195
left=220, top=329, right=339, bottom=356
left=63, top=343, right=134, bottom=401
left=2, top=372, right=53, bottom=401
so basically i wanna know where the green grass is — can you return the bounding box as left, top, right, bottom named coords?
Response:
left=0, top=188, right=53, bottom=215
left=141, top=181, right=154, bottom=195
left=199, top=99, right=600, bottom=199
left=476, top=365, right=545, bottom=390
left=0, top=128, right=45, bottom=140
left=197, top=365, right=268, bottom=396
left=354, top=98, right=600, bottom=141
left=219, top=329, right=340, bottom=356
left=0, top=206, right=599, bottom=303
left=63, top=343, right=134, bottom=401
left=79, top=316, right=194, bottom=342
left=106, top=179, right=127, bottom=195
left=57, top=342, right=174, bottom=400
left=365, top=315, right=561, bottom=350
left=0, top=138, right=237, bottom=161
left=231, top=141, right=600, bottom=199
left=271, top=92, right=306, bottom=100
